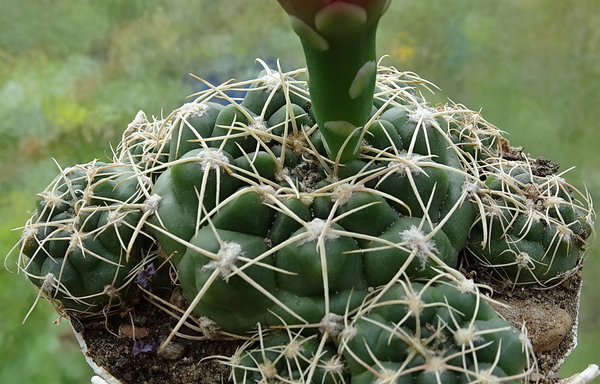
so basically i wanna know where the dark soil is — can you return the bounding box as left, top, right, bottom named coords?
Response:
left=75, top=267, right=583, bottom=384
left=76, top=288, right=241, bottom=384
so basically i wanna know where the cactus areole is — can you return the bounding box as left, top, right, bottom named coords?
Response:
left=7, top=1, right=598, bottom=384
left=278, top=0, right=391, bottom=163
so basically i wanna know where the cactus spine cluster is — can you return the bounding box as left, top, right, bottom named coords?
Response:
left=6, top=1, right=595, bottom=383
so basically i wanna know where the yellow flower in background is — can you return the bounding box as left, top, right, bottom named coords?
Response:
left=391, top=32, right=416, bottom=64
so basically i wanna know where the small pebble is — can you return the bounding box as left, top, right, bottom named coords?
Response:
left=528, top=306, right=571, bottom=352
left=157, top=341, right=187, bottom=361
left=494, top=299, right=572, bottom=352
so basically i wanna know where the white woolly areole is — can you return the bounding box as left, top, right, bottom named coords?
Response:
left=258, top=359, right=277, bottom=380
left=249, top=117, right=267, bottom=131
left=476, top=369, right=502, bottom=384
left=332, top=183, right=357, bottom=205
left=374, top=369, right=399, bottom=384
left=544, top=195, right=564, bottom=209
left=322, top=355, right=345, bottom=376
left=84, top=162, right=99, bottom=178
left=127, top=110, right=149, bottom=131
left=340, top=324, right=358, bottom=341
left=68, top=231, right=85, bottom=253
left=556, top=224, right=575, bottom=243
left=318, top=313, right=345, bottom=338
left=300, top=218, right=339, bottom=245
left=259, top=70, right=281, bottom=92
left=21, top=226, right=37, bottom=241
left=123, top=110, right=149, bottom=141
left=249, top=117, right=270, bottom=142
left=457, top=278, right=477, bottom=294
left=106, top=210, right=126, bottom=227
left=197, top=316, right=220, bottom=339
left=387, top=153, right=425, bottom=176
left=426, top=356, right=446, bottom=373
left=38, top=191, right=63, bottom=209
left=203, top=241, right=243, bottom=280
left=196, top=149, right=230, bottom=171
left=177, top=102, right=209, bottom=119
left=41, top=272, right=56, bottom=294
left=143, top=194, right=162, bottom=214
left=138, top=175, right=152, bottom=189
left=103, top=284, right=120, bottom=298
left=255, top=184, right=276, bottom=202
left=454, top=324, right=480, bottom=346
left=519, top=331, right=533, bottom=350
left=462, top=181, right=480, bottom=199
left=400, top=226, right=437, bottom=269
left=283, top=338, right=305, bottom=359
left=408, top=106, right=438, bottom=128
left=515, top=252, right=534, bottom=269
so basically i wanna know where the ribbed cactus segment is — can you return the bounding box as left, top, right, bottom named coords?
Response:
left=230, top=279, right=533, bottom=383
left=231, top=328, right=344, bottom=384
left=341, top=280, right=529, bottom=381
left=139, top=65, right=483, bottom=336
left=175, top=227, right=276, bottom=334
left=18, top=161, right=151, bottom=314
left=467, top=158, right=595, bottom=285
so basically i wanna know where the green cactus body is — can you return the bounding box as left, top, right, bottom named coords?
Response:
left=342, top=281, right=528, bottom=380
left=467, top=161, right=594, bottom=285
left=232, top=329, right=344, bottom=384
left=142, top=66, right=482, bottom=336
left=19, top=161, right=151, bottom=314
left=230, top=279, right=532, bottom=384
left=175, top=227, right=275, bottom=334
left=10, top=62, right=594, bottom=383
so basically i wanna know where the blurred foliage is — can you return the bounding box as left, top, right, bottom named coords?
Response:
left=1, top=192, right=91, bottom=383
left=1, top=0, right=598, bottom=382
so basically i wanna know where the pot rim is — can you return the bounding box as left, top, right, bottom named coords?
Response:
left=72, top=326, right=124, bottom=384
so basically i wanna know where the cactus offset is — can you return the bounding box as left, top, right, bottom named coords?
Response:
left=15, top=160, right=153, bottom=314
left=229, top=276, right=533, bottom=384
left=466, top=157, right=594, bottom=286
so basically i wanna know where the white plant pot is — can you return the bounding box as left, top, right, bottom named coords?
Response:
left=73, top=329, right=123, bottom=384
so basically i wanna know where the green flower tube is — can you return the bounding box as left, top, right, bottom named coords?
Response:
left=277, top=0, right=391, bottom=163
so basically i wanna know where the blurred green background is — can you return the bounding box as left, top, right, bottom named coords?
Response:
left=1, top=1, right=598, bottom=382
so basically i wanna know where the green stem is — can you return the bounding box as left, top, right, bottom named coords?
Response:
left=280, top=1, right=389, bottom=163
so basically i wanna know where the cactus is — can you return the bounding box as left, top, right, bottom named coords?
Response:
left=5, top=0, right=597, bottom=383
left=229, top=276, right=533, bottom=384
left=15, top=160, right=153, bottom=314
left=137, top=62, right=492, bottom=338
left=466, top=158, right=595, bottom=286
left=229, top=326, right=344, bottom=384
